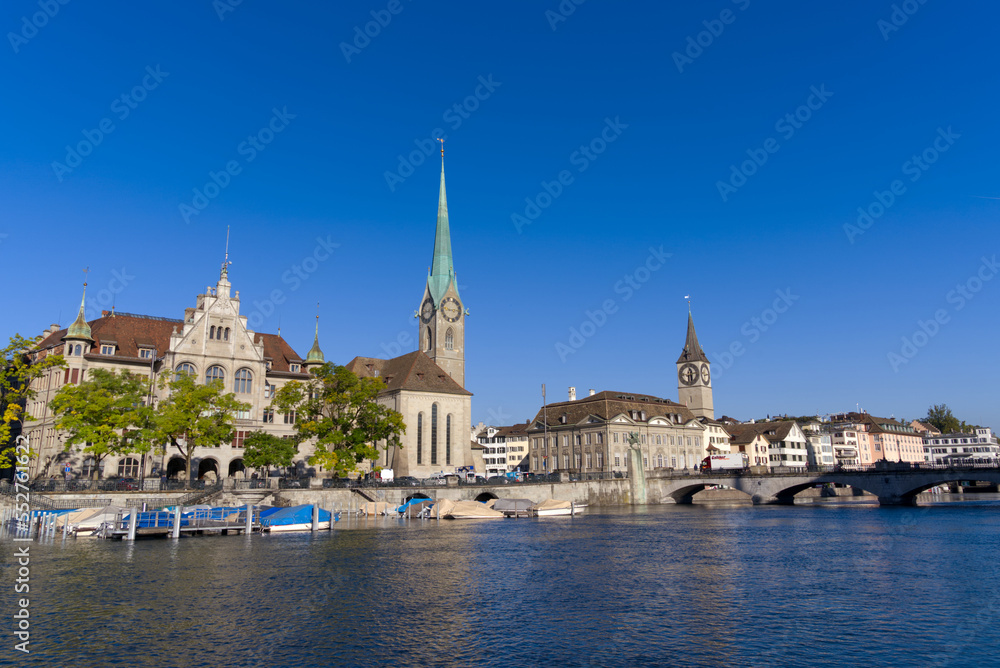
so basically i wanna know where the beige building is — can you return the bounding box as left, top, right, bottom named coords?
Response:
left=25, top=263, right=315, bottom=481
left=526, top=391, right=710, bottom=474
left=476, top=423, right=530, bottom=476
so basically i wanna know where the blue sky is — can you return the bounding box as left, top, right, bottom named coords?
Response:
left=2, top=1, right=998, bottom=429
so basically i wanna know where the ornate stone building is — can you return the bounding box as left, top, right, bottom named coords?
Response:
left=24, top=263, right=315, bottom=481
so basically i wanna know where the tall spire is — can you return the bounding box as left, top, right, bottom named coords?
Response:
left=306, top=311, right=324, bottom=364
left=676, top=311, right=708, bottom=364
left=221, top=225, right=231, bottom=280
left=427, top=139, right=458, bottom=306
left=66, top=275, right=92, bottom=340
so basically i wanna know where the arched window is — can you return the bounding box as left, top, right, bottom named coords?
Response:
left=206, top=366, right=225, bottom=385
left=210, top=326, right=216, bottom=340
left=431, top=403, right=439, bottom=465
left=446, top=414, right=452, bottom=465
left=417, top=413, right=423, bottom=465
left=424, top=326, right=433, bottom=352
left=74, top=344, right=82, bottom=356
left=234, top=368, right=252, bottom=393
left=118, top=457, right=139, bottom=477
left=445, top=328, right=454, bottom=351
left=224, top=327, right=230, bottom=341
left=175, top=363, right=196, bottom=380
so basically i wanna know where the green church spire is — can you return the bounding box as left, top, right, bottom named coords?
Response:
left=427, top=141, right=459, bottom=306
left=306, top=315, right=324, bottom=364
left=66, top=281, right=92, bottom=340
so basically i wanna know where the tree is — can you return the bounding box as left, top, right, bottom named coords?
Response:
left=273, top=363, right=405, bottom=477
left=0, top=335, right=66, bottom=469
left=924, top=404, right=962, bottom=434
left=243, top=431, right=298, bottom=478
left=150, top=373, right=249, bottom=484
left=49, top=368, right=154, bottom=479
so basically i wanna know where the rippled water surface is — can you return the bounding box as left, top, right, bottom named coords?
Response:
left=4, top=502, right=1000, bottom=667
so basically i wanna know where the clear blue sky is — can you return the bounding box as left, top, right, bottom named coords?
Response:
left=2, top=1, right=998, bottom=429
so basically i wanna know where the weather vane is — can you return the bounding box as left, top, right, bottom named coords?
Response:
left=437, top=137, right=444, bottom=158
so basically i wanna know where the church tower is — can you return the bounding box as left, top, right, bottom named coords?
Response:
left=416, top=143, right=465, bottom=387
left=676, top=312, right=713, bottom=419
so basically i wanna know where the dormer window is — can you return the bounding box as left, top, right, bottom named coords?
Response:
left=100, top=344, right=115, bottom=355
left=138, top=348, right=153, bottom=359
left=290, top=364, right=300, bottom=373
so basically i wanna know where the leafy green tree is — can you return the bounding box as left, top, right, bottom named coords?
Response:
left=243, top=431, right=298, bottom=477
left=49, top=368, right=154, bottom=479
left=273, top=363, right=405, bottom=477
left=151, top=373, right=249, bottom=484
left=924, top=404, right=962, bottom=434
left=1, top=335, right=66, bottom=469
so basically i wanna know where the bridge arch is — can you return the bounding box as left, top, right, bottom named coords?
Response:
left=404, top=493, right=432, bottom=504
left=770, top=480, right=880, bottom=504
left=667, top=482, right=753, bottom=504
left=898, top=476, right=997, bottom=504
left=474, top=492, right=499, bottom=503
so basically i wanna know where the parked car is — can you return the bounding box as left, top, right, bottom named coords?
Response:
left=486, top=475, right=511, bottom=485
left=395, top=476, right=421, bottom=486
left=114, top=478, right=140, bottom=491
left=422, top=477, right=447, bottom=486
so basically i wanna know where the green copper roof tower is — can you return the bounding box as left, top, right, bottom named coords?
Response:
left=66, top=281, right=92, bottom=340
left=426, top=144, right=460, bottom=306
left=305, top=315, right=324, bottom=364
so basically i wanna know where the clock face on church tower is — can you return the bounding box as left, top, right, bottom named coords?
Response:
left=441, top=297, right=461, bottom=322
left=679, top=363, right=699, bottom=386
left=701, top=364, right=710, bottom=384
left=420, top=299, right=434, bottom=322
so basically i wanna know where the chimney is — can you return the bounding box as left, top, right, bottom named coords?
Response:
left=589, top=389, right=596, bottom=396
left=568, top=387, right=576, bottom=401
left=49, top=324, right=59, bottom=334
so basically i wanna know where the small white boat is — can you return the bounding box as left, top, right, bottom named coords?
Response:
left=529, top=499, right=586, bottom=516
left=438, top=499, right=504, bottom=519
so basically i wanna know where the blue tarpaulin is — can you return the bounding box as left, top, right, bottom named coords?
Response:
left=262, top=504, right=331, bottom=527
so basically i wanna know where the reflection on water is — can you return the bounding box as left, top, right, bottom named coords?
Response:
left=4, top=504, right=1000, bottom=667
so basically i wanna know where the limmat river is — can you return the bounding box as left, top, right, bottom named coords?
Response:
left=3, top=501, right=1000, bottom=667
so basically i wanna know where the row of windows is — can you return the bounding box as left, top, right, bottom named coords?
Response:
left=175, top=363, right=264, bottom=395
left=209, top=326, right=231, bottom=341
left=416, top=404, right=452, bottom=466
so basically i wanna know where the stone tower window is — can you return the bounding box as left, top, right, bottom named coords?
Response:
left=445, top=328, right=454, bottom=351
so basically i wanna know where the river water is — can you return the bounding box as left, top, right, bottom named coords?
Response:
left=4, top=501, right=1000, bottom=667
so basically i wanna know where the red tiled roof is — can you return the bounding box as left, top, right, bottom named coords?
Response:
left=345, top=351, right=471, bottom=396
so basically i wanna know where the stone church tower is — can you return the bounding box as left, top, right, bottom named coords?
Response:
left=416, top=149, right=466, bottom=387
left=676, top=312, right=713, bottom=419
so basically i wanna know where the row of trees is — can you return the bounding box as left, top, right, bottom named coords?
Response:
left=1, top=334, right=405, bottom=483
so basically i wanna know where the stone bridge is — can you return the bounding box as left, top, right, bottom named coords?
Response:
left=647, top=467, right=1000, bottom=506
left=262, top=466, right=1000, bottom=509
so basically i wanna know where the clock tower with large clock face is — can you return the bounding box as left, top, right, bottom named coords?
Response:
left=416, top=150, right=466, bottom=387
left=676, top=312, right=713, bottom=419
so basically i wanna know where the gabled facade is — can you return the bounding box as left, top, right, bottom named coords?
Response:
left=25, top=268, right=312, bottom=481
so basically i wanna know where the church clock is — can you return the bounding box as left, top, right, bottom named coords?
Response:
left=420, top=299, right=434, bottom=322
left=679, top=363, right=699, bottom=386
left=441, top=297, right=461, bottom=323
left=701, top=364, right=710, bottom=384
